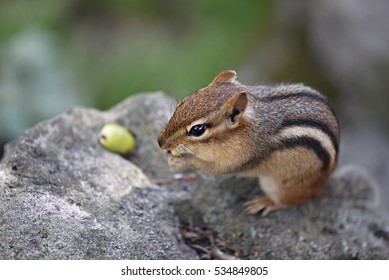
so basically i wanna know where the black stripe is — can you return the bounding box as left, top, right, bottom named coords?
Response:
left=282, top=118, right=339, bottom=154
left=278, top=136, right=331, bottom=170
left=235, top=136, right=332, bottom=173
left=260, top=92, right=337, bottom=117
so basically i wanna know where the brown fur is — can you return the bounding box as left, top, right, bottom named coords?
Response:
left=158, top=70, right=340, bottom=216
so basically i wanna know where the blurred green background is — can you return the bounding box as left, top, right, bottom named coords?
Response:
left=0, top=0, right=272, bottom=145
left=1, top=0, right=389, bottom=164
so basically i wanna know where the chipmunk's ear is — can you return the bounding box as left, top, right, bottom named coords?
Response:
left=210, top=70, right=238, bottom=86
left=224, top=91, right=248, bottom=124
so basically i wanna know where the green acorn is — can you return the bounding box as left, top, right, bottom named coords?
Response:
left=99, top=123, right=136, bottom=154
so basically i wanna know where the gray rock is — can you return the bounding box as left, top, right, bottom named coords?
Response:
left=1, top=92, right=388, bottom=259
left=0, top=92, right=194, bottom=259
left=175, top=165, right=389, bottom=259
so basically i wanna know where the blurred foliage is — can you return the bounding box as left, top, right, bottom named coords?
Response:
left=0, top=0, right=273, bottom=110
left=71, top=0, right=273, bottom=108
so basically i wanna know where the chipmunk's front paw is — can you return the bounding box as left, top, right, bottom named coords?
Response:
left=244, top=197, right=281, bottom=216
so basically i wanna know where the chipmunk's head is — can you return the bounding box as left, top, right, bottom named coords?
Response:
left=158, top=70, right=253, bottom=174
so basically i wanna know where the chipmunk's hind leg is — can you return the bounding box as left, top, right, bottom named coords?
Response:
left=244, top=146, right=331, bottom=216
left=244, top=197, right=282, bottom=216
left=244, top=175, right=284, bottom=216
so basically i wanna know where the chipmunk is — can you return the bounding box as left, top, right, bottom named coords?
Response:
left=158, top=70, right=340, bottom=216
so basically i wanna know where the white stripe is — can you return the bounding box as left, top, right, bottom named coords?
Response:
left=278, top=126, right=336, bottom=164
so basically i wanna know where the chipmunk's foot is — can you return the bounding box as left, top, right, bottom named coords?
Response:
left=244, top=197, right=282, bottom=216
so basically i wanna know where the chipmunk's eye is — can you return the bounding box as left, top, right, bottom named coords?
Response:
left=188, top=124, right=207, bottom=137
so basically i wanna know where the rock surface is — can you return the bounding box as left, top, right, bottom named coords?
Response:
left=0, top=92, right=194, bottom=259
left=1, top=92, right=388, bottom=259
